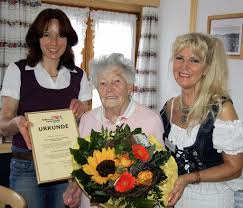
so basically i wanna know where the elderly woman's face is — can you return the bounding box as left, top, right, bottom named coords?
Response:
left=97, top=68, right=133, bottom=110
left=173, top=47, right=206, bottom=90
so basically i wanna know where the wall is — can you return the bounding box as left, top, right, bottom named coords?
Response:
left=158, top=0, right=191, bottom=109
left=197, top=0, right=243, bottom=118
left=159, top=0, right=243, bottom=118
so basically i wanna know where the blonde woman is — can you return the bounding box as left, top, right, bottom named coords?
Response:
left=160, top=32, right=243, bottom=207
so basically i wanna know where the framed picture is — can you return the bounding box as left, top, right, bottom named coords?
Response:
left=207, top=13, right=243, bottom=59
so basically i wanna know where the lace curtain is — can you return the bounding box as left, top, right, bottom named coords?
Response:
left=0, top=0, right=41, bottom=88
left=39, top=4, right=89, bottom=67
left=133, top=7, right=159, bottom=110
left=90, top=10, right=137, bottom=62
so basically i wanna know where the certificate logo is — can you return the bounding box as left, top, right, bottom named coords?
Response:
left=42, top=115, right=63, bottom=123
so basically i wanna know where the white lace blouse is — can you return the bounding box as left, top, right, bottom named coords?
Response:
left=168, top=119, right=243, bottom=193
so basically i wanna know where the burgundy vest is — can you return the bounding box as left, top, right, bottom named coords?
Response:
left=12, top=59, right=83, bottom=149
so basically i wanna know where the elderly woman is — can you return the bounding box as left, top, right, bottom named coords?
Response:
left=63, top=53, right=164, bottom=208
left=160, top=33, right=243, bottom=208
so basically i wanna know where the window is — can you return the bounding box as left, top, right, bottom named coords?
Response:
left=91, top=10, right=136, bottom=61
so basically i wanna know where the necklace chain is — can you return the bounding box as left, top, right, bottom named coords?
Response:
left=179, top=97, right=190, bottom=123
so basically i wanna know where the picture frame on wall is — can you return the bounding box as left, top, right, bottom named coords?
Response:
left=207, top=13, right=243, bottom=59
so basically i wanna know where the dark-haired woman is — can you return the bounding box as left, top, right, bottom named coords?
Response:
left=0, top=8, right=91, bottom=208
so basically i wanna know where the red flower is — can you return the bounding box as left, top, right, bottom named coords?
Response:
left=115, top=172, right=135, bottom=192
left=132, top=144, right=150, bottom=162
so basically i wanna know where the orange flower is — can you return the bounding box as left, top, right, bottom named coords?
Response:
left=115, top=172, right=136, bottom=192
left=118, top=154, right=134, bottom=168
left=132, top=144, right=150, bottom=162
left=136, top=170, right=153, bottom=186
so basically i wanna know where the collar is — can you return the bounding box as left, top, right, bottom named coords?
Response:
left=97, top=98, right=136, bottom=126
left=25, top=62, right=77, bottom=73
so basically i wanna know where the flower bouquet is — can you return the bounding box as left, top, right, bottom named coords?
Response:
left=70, top=124, right=177, bottom=208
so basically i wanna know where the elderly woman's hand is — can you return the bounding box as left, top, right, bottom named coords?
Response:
left=63, top=181, right=82, bottom=208
left=69, top=99, right=88, bottom=119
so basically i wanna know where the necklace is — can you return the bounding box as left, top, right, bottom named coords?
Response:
left=50, top=75, right=58, bottom=77
left=179, top=97, right=190, bottom=123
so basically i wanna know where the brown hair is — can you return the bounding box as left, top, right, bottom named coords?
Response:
left=25, top=8, right=78, bottom=69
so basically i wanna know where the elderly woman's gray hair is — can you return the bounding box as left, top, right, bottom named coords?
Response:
left=89, top=53, right=136, bottom=88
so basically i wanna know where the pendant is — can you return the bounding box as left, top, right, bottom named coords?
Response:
left=180, top=107, right=189, bottom=123
left=181, top=114, right=187, bottom=123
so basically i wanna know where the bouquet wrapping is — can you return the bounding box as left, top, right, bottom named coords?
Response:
left=70, top=124, right=177, bottom=208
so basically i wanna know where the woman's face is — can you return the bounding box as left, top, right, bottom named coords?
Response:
left=40, top=19, right=67, bottom=63
left=173, top=47, right=206, bottom=91
left=97, top=68, right=133, bottom=110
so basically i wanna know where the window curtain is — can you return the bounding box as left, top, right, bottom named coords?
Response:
left=90, top=10, right=137, bottom=62
left=133, top=7, right=159, bottom=110
left=0, top=0, right=41, bottom=88
left=41, top=4, right=89, bottom=67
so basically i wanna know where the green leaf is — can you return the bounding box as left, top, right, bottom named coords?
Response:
left=124, top=124, right=131, bottom=134
left=71, top=169, right=91, bottom=189
left=90, top=190, right=110, bottom=203
left=129, top=198, right=156, bottom=208
left=132, top=127, right=142, bottom=135
left=78, top=138, right=91, bottom=157
left=147, top=145, right=156, bottom=159
left=150, top=151, right=171, bottom=167
left=70, top=148, right=87, bottom=165
left=94, top=191, right=107, bottom=196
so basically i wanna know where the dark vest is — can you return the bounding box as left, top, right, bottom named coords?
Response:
left=12, top=59, right=83, bottom=149
left=160, top=101, right=226, bottom=175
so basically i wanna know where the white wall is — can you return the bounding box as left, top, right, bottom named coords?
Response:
left=196, top=0, right=243, bottom=118
left=159, top=0, right=243, bottom=118
left=158, top=0, right=191, bottom=109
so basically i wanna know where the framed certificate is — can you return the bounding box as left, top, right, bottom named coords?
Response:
left=25, top=109, right=79, bottom=184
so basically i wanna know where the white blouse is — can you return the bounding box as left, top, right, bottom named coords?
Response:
left=0, top=62, right=92, bottom=102
left=168, top=119, right=243, bottom=193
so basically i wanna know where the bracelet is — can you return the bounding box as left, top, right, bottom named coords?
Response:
left=193, top=171, right=201, bottom=183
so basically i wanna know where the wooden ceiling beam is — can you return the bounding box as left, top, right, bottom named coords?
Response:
left=42, top=0, right=159, bottom=13
left=100, top=0, right=160, bottom=7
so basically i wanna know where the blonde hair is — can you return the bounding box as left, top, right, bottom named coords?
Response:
left=172, top=32, right=230, bottom=125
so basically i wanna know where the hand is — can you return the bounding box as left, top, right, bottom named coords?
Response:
left=14, top=115, right=32, bottom=150
left=63, top=181, right=82, bottom=208
left=167, top=175, right=188, bottom=206
left=69, top=99, right=85, bottom=119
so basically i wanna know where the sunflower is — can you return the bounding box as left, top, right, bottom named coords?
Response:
left=82, top=147, right=120, bottom=184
